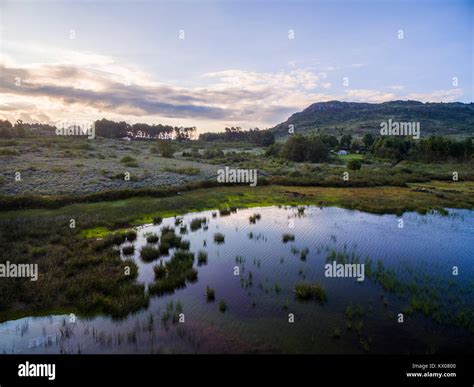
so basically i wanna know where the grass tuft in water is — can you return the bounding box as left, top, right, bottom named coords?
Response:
left=122, top=245, right=135, bottom=255
left=206, top=286, right=215, bottom=301
left=294, top=282, right=327, bottom=304
left=219, top=300, right=227, bottom=313
left=213, top=232, right=225, bottom=244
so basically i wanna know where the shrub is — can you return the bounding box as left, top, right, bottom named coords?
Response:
left=282, top=233, right=295, bottom=243
left=163, top=166, right=200, bottom=175
left=153, top=216, right=163, bottom=225
left=157, top=141, right=174, bottom=158
left=348, top=159, right=362, bottom=171
left=120, top=155, right=136, bottom=163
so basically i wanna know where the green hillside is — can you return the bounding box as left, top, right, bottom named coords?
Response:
left=271, top=100, right=474, bottom=138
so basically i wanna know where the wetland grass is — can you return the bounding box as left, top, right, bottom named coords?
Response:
left=294, top=282, right=327, bottom=304
left=213, top=233, right=225, bottom=244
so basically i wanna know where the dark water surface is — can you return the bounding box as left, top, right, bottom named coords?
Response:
left=1, top=206, right=473, bottom=354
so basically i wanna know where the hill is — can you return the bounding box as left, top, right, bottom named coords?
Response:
left=270, top=100, right=474, bottom=138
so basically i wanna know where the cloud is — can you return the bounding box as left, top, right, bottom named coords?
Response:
left=0, top=42, right=467, bottom=131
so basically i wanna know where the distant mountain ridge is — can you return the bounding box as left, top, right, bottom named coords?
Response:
left=270, top=100, right=474, bottom=138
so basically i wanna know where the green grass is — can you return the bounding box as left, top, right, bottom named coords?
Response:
left=148, top=250, right=195, bottom=295
left=337, top=153, right=365, bottom=162
left=162, top=166, right=200, bottom=175
left=120, top=155, right=136, bottom=163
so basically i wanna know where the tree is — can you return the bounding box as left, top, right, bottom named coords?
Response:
left=339, top=134, right=352, bottom=149
left=362, top=133, right=374, bottom=149
left=305, top=138, right=330, bottom=162
left=282, top=135, right=307, bottom=162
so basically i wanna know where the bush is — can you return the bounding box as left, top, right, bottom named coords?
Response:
left=153, top=216, right=163, bottom=225
left=120, top=155, right=136, bottom=163
left=348, top=159, right=362, bottom=171
left=157, top=141, right=174, bottom=158
left=282, top=233, right=295, bottom=243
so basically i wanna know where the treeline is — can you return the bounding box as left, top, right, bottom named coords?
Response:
left=265, top=133, right=473, bottom=164
left=0, top=119, right=56, bottom=138
left=371, top=136, right=473, bottom=162
left=266, top=134, right=330, bottom=162
left=199, top=127, right=275, bottom=146
left=94, top=118, right=196, bottom=141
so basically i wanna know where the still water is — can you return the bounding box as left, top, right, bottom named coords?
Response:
left=1, top=206, right=473, bottom=354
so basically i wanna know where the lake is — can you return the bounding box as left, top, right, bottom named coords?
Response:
left=1, top=206, right=473, bottom=354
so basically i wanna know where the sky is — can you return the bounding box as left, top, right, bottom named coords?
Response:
left=0, top=0, right=472, bottom=132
